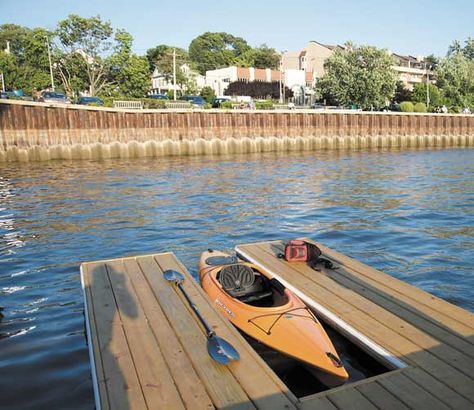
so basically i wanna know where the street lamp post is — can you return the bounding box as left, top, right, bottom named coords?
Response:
left=46, top=38, right=55, bottom=91
left=279, top=51, right=286, bottom=104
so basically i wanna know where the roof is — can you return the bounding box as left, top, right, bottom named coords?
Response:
left=309, top=40, right=339, bottom=50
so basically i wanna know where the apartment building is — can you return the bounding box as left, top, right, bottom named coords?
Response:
left=282, top=41, right=433, bottom=90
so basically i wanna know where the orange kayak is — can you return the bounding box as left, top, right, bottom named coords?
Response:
left=199, top=250, right=349, bottom=387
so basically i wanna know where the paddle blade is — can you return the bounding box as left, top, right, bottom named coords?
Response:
left=207, top=335, right=240, bottom=364
left=163, top=269, right=184, bottom=284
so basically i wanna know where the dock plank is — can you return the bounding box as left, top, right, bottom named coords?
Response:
left=298, top=396, right=338, bottom=410
left=325, top=386, right=379, bottom=410
left=136, top=254, right=254, bottom=410
left=81, top=265, right=110, bottom=410
left=85, top=262, right=147, bottom=410
left=122, top=257, right=214, bottom=410
left=104, top=259, right=185, bottom=409
left=401, top=366, right=472, bottom=409
left=356, top=380, right=409, bottom=410
left=378, top=371, right=450, bottom=410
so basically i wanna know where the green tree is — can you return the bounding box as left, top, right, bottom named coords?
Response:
left=0, top=24, right=30, bottom=62
left=393, top=81, right=412, bottom=102
left=0, top=24, right=54, bottom=94
left=448, top=38, right=474, bottom=60
left=55, top=14, right=114, bottom=95
left=0, top=51, right=21, bottom=90
left=146, top=45, right=188, bottom=72
left=200, top=86, right=215, bottom=103
left=252, top=44, right=280, bottom=69
left=189, top=32, right=251, bottom=74
left=107, top=30, right=150, bottom=97
left=436, top=52, right=474, bottom=108
left=318, top=44, right=397, bottom=110
left=146, top=44, right=189, bottom=92
left=412, top=83, right=444, bottom=108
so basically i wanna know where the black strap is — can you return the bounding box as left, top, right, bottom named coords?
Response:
left=310, top=257, right=339, bottom=270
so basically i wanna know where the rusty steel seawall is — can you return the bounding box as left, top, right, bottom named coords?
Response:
left=1, top=100, right=473, bottom=162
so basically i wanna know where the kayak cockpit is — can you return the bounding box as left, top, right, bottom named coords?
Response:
left=217, top=264, right=288, bottom=307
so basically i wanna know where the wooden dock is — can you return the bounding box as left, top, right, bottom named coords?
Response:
left=236, top=239, right=474, bottom=409
left=81, top=252, right=299, bottom=410
left=81, top=243, right=474, bottom=409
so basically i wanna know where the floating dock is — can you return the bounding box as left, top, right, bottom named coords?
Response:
left=236, top=239, right=474, bottom=409
left=81, top=241, right=474, bottom=409
left=81, top=252, right=297, bottom=410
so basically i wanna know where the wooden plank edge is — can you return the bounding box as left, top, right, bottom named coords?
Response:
left=82, top=251, right=174, bottom=267
left=80, top=264, right=102, bottom=410
left=298, top=368, right=406, bottom=404
left=236, top=245, right=408, bottom=371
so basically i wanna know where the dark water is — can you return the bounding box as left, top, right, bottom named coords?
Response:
left=0, top=148, right=473, bottom=408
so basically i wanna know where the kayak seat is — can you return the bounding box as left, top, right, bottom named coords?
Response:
left=219, top=264, right=273, bottom=303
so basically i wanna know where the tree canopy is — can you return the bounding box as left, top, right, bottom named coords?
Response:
left=188, top=32, right=252, bottom=74
left=318, top=44, right=397, bottom=109
left=435, top=52, right=474, bottom=108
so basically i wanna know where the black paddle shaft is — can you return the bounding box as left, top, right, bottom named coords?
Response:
left=176, top=283, right=215, bottom=337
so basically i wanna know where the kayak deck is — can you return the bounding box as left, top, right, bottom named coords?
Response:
left=236, top=239, right=474, bottom=409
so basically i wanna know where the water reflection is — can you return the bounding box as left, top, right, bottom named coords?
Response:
left=0, top=148, right=473, bottom=408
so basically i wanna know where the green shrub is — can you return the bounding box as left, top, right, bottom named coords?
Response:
left=414, top=102, right=427, bottom=113
left=449, top=106, right=461, bottom=114
left=400, top=101, right=414, bottom=112
left=220, top=101, right=234, bottom=109
left=255, top=100, right=274, bottom=110
left=142, top=99, right=166, bottom=109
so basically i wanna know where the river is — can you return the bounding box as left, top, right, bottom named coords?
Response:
left=0, top=148, right=473, bottom=408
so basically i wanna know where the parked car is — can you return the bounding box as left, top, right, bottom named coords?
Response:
left=382, top=103, right=401, bottom=112
left=212, top=96, right=231, bottom=108
left=77, top=96, right=104, bottom=106
left=148, top=94, right=169, bottom=100
left=181, top=95, right=206, bottom=107
left=38, top=91, right=70, bottom=104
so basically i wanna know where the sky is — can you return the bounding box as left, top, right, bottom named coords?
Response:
left=0, top=0, right=473, bottom=57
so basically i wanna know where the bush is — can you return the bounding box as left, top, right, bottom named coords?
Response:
left=414, top=102, right=427, bottom=113
left=255, top=100, right=274, bottom=110
left=400, top=101, right=414, bottom=112
left=142, top=99, right=166, bottom=109
left=220, top=101, right=234, bottom=109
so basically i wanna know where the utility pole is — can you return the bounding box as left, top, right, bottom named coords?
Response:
left=46, top=38, right=55, bottom=91
left=173, top=48, right=177, bottom=101
left=426, top=63, right=430, bottom=108
left=279, top=52, right=283, bottom=103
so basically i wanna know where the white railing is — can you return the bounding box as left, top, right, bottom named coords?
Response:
left=113, top=100, right=143, bottom=109
left=165, top=101, right=192, bottom=109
